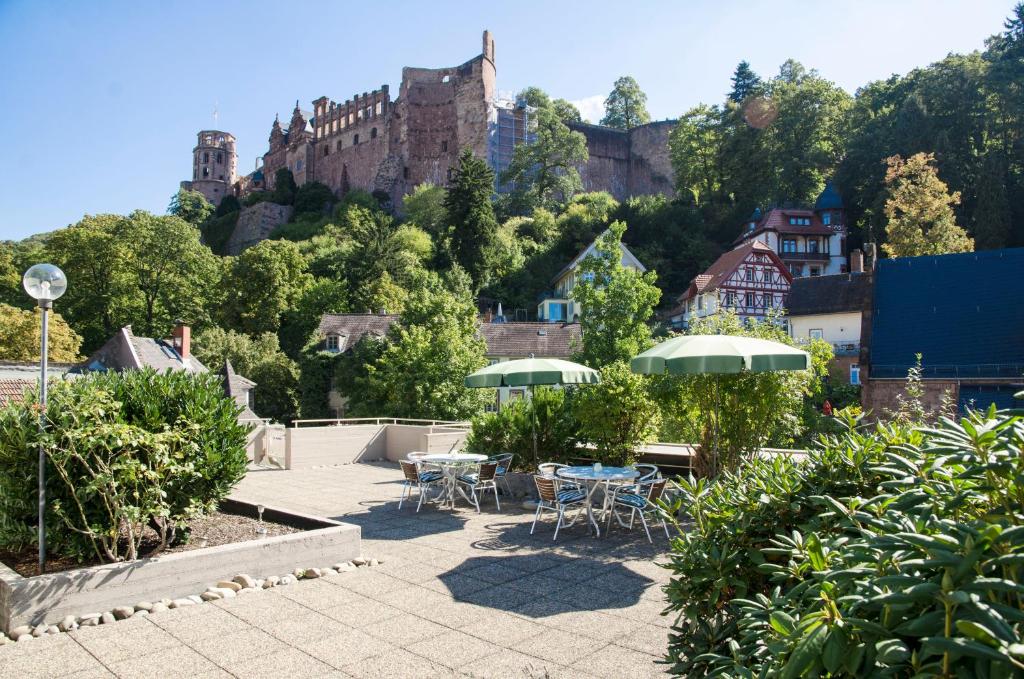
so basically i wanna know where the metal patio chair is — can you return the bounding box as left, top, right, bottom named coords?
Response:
left=456, top=461, right=501, bottom=512
left=530, top=475, right=586, bottom=541
left=488, top=452, right=514, bottom=495
left=605, top=477, right=670, bottom=543
left=398, top=459, right=444, bottom=512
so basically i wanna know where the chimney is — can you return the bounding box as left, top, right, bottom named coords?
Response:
left=850, top=248, right=864, bottom=274
left=171, top=320, right=191, bottom=360
left=864, top=242, right=877, bottom=272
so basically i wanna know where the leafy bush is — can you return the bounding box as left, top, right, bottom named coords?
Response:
left=572, top=360, right=660, bottom=466
left=664, top=408, right=1024, bottom=677
left=464, top=387, right=577, bottom=470
left=0, top=370, right=249, bottom=563
left=201, top=209, right=239, bottom=255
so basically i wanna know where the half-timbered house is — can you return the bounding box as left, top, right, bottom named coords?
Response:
left=669, top=240, right=792, bottom=328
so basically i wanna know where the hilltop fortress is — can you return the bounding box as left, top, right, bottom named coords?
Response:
left=182, top=32, right=674, bottom=212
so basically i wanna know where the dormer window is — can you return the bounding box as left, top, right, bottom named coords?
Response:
left=822, top=212, right=831, bottom=225
left=325, top=335, right=341, bottom=352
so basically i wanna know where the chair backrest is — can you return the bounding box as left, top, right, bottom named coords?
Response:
left=635, top=463, right=659, bottom=482
left=537, top=462, right=568, bottom=478
left=534, top=474, right=558, bottom=503
left=477, top=461, right=498, bottom=482
left=646, top=478, right=668, bottom=504
left=400, top=460, right=420, bottom=483
left=489, top=453, right=514, bottom=474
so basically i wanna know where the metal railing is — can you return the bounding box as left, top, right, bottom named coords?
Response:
left=869, top=363, right=1024, bottom=379
left=780, top=251, right=831, bottom=261
left=291, top=417, right=471, bottom=429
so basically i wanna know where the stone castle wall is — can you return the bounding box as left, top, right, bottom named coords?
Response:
left=571, top=120, right=675, bottom=202
left=225, top=202, right=293, bottom=255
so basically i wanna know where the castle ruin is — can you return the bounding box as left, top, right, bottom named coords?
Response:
left=182, top=31, right=674, bottom=210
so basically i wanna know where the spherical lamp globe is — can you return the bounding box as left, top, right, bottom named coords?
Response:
left=22, top=263, right=68, bottom=302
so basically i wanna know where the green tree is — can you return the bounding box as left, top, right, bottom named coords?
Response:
left=571, top=221, right=662, bottom=368
left=343, top=207, right=425, bottom=311
left=669, top=105, right=725, bottom=205
left=502, top=88, right=589, bottom=211
left=600, top=76, right=651, bottom=130
left=402, top=182, right=448, bottom=237
left=445, top=149, right=499, bottom=287
left=221, top=239, right=312, bottom=335
left=0, top=303, right=82, bottom=362
left=0, top=243, right=20, bottom=307
left=168, top=189, right=215, bottom=226
left=272, top=168, right=298, bottom=205
left=293, top=181, right=336, bottom=218
left=572, top=360, right=660, bottom=466
left=214, top=194, right=241, bottom=218
left=552, top=98, right=582, bottom=124
left=882, top=152, right=974, bottom=257
left=347, top=270, right=489, bottom=419
left=192, top=327, right=301, bottom=423
left=44, top=214, right=134, bottom=350
left=278, top=278, right=348, bottom=359
left=117, top=211, right=220, bottom=338
left=728, top=60, right=762, bottom=103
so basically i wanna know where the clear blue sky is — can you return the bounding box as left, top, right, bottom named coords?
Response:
left=0, top=0, right=1017, bottom=241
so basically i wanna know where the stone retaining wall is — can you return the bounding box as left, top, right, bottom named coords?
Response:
left=0, top=500, right=359, bottom=635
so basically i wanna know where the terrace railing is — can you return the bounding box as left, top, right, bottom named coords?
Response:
left=292, top=417, right=471, bottom=429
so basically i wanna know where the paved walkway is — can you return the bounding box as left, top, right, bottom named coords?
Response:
left=1, top=463, right=675, bottom=678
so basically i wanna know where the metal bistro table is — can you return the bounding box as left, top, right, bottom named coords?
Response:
left=556, top=465, right=640, bottom=537
left=416, top=452, right=488, bottom=510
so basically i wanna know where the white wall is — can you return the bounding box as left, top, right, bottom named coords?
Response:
left=790, top=311, right=861, bottom=345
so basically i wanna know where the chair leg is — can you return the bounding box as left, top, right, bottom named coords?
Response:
left=629, top=508, right=637, bottom=529
left=492, top=482, right=501, bottom=511
left=554, top=506, right=564, bottom=541
left=530, top=502, right=543, bottom=534
left=398, top=482, right=408, bottom=510
left=639, top=511, right=652, bottom=544
left=416, top=484, right=426, bottom=512
left=471, top=487, right=481, bottom=513
left=661, top=516, right=670, bottom=538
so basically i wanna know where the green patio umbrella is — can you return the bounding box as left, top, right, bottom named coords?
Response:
left=630, top=334, right=811, bottom=475
left=465, top=356, right=600, bottom=465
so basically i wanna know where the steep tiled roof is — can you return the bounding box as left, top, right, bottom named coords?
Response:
left=84, top=326, right=207, bottom=374
left=478, top=323, right=581, bottom=358
left=679, top=241, right=781, bottom=303
left=737, top=208, right=835, bottom=243
left=221, top=360, right=260, bottom=421
left=787, top=273, right=872, bottom=316
left=0, top=379, right=31, bottom=407
left=815, top=181, right=844, bottom=210
left=318, top=314, right=400, bottom=352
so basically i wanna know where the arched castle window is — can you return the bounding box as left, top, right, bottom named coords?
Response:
left=216, top=152, right=223, bottom=163
left=353, top=134, right=359, bottom=145
left=324, top=145, right=330, bottom=157
left=441, top=140, right=448, bottom=152
left=202, top=152, right=209, bottom=163
left=371, top=127, right=377, bottom=139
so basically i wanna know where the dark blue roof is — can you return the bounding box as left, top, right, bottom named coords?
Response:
left=814, top=181, right=843, bottom=210
left=869, top=248, right=1024, bottom=379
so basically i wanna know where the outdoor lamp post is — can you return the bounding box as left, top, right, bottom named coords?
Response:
left=22, top=263, right=67, bottom=574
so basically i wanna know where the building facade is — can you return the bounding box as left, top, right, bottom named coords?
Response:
left=536, top=238, right=647, bottom=323
left=735, top=182, right=848, bottom=278
left=182, top=32, right=675, bottom=211
left=670, top=240, right=792, bottom=328
left=786, top=250, right=872, bottom=385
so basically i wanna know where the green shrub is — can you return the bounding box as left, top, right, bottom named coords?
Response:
left=572, top=360, right=660, bottom=466
left=464, top=387, right=577, bottom=470
left=664, top=408, right=1024, bottom=677
left=201, top=209, right=239, bottom=255
left=0, top=370, right=249, bottom=563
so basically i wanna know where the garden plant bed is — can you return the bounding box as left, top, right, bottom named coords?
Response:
left=0, top=509, right=301, bottom=577
left=0, top=499, right=360, bottom=636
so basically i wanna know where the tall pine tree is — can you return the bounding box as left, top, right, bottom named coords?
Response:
left=445, top=148, right=498, bottom=288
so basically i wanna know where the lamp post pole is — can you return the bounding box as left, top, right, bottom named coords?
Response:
left=22, top=263, right=67, bottom=576
left=37, top=298, right=50, bottom=574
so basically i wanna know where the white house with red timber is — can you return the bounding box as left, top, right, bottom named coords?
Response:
left=669, top=240, right=793, bottom=328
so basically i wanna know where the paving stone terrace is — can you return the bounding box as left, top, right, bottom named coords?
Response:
left=0, top=462, right=675, bottom=678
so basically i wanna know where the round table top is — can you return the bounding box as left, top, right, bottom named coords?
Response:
left=557, top=465, right=640, bottom=482
left=417, top=452, right=488, bottom=464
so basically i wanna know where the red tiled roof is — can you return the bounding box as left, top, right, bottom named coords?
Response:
left=672, top=241, right=791, bottom=315
left=737, top=208, right=835, bottom=243
left=0, top=379, right=31, bottom=407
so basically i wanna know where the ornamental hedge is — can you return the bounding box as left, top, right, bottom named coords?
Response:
left=664, top=408, right=1024, bottom=677
left=0, top=369, right=249, bottom=564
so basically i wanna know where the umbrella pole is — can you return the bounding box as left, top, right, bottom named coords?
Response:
left=531, top=384, right=538, bottom=468
left=713, top=374, right=721, bottom=477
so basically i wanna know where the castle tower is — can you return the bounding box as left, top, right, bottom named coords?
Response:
left=181, top=130, right=237, bottom=206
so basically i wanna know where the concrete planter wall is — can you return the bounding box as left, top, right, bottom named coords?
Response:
left=0, top=499, right=360, bottom=635
left=284, top=423, right=469, bottom=469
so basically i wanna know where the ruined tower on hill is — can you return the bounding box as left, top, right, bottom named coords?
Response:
left=180, top=131, right=237, bottom=205
left=182, top=31, right=674, bottom=211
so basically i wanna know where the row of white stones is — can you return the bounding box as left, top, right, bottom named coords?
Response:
left=0, top=555, right=380, bottom=644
